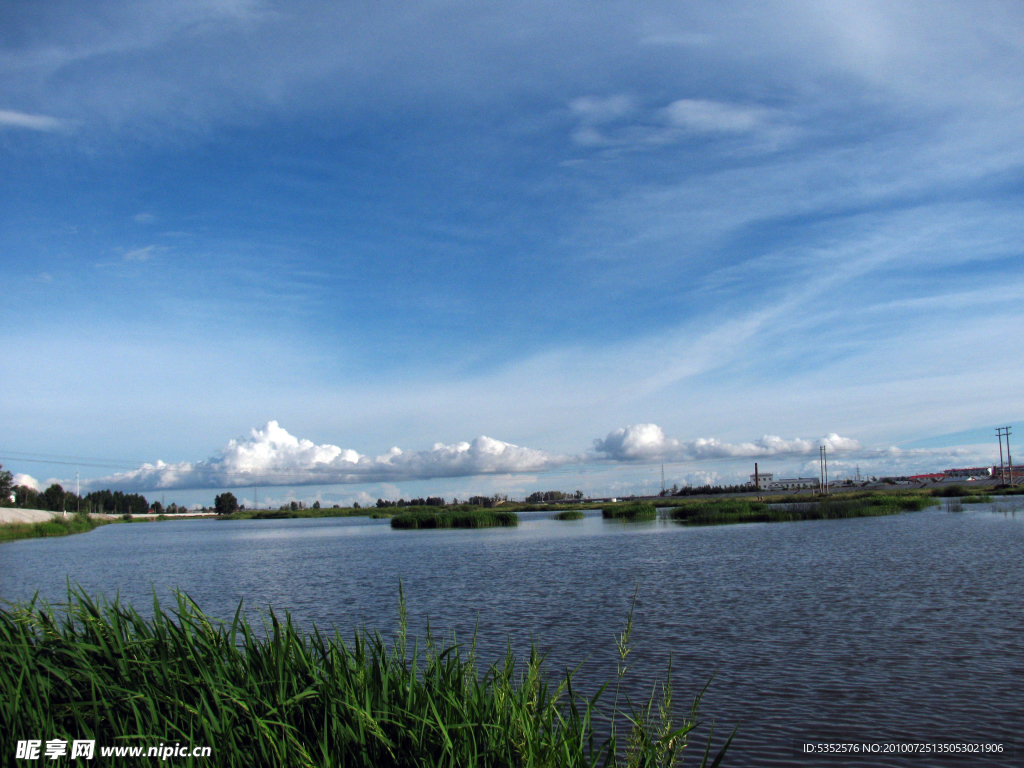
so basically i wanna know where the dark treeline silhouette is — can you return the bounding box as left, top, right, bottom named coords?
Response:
left=663, top=483, right=754, bottom=497
left=11, top=484, right=152, bottom=515
left=1, top=466, right=173, bottom=514
left=376, top=497, right=446, bottom=508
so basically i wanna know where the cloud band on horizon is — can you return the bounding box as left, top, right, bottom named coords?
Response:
left=71, top=421, right=867, bottom=492
left=81, top=421, right=567, bottom=492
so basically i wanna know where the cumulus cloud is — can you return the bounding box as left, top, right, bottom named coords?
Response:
left=12, top=473, right=41, bottom=491
left=593, top=423, right=861, bottom=462
left=0, top=109, right=66, bottom=132
left=87, top=421, right=565, bottom=491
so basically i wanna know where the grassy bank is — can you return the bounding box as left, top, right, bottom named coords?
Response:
left=0, top=512, right=107, bottom=544
left=1, top=588, right=730, bottom=767
left=668, top=495, right=937, bottom=526
left=391, top=508, right=519, bottom=529
left=602, top=502, right=657, bottom=521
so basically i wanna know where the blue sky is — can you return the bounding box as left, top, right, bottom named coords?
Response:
left=2, top=0, right=1022, bottom=506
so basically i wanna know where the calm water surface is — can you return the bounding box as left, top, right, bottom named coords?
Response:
left=2, top=505, right=1022, bottom=767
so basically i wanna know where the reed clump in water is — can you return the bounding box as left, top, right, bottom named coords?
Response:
left=390, top=508, right=519, bottom=529
left=669, top=496, right=936, bottom=526
left=553, top=510, right=585, bottom=520
left=602, top=503, right=657, bottom=521
left=0, top=587, right=731, bottom=767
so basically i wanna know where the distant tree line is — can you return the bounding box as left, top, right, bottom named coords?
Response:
left=467, top=494, right=508, bottom=507
left=376, top=497, right=447, bottom=508
left=3, top=478, right=151, bottom=515
left=0, top=465, right=203, bottom=515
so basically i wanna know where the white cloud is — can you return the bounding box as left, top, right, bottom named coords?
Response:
left=12, top=473, right=41, bottom=491
left=0, top=109, right=66, bottom=132
left=123, top=245, right=164, bottom=261
left=567, top=95, right=788, bottom=150
left=662, top=99, right=767, bottom=133
left=593, top=423, right=861, bottom=462
left=87, top=421, right=565, bottom=491
left=133, top=212, right=158, bottom=224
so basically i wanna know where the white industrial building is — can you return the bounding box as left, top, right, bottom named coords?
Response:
left=769, top=477, right=820, bottom=491
left=749, top=472, right=820, bottom=491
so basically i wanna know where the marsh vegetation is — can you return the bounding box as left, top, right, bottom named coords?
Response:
left=390, top=508, right=519, bottom=529
left=1, top=587, right=731, bottom=767
left=667, top=494, right=937, bottom=526
left=0, top=512, right=106, bottom=544
left=601, top=503, right=658, bottom=521
left=552, top=510, right=585, bottom=520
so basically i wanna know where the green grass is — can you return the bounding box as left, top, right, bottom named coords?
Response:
left=390, top=509, right=520, bottom=529
left=601, top=503, right=657, bottom=521
left=0, top=587, right=731, bottom=768
left=668, top=495, right=937, bottom=526
left=222, top=506, right=380, bottom=521
left=960, top=494, right=992, bottom=504
left=552, top=510, right=585, bottom=521
left=0, top=512, right=106, bottom=544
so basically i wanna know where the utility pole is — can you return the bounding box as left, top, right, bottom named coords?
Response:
left=75, top=470, right=79, bottom=517
left=819, top=446, right=825, bottom=495
left=1006, top=427, right=1014, bottom=486
left=997, top=427, right=1009, bottom=484
left=819, top=444, right=827, bottom=499
left=661, top=464, right=665, bottom=496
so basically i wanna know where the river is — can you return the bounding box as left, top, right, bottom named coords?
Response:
left=2, top=502, right=1021, bottom=767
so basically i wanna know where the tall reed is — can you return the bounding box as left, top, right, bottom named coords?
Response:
left=0, top=587, right=730, bottom=767
left=669, top=496, right=936, bottom=526
left=601, top=503, right=657, bottom=521
left=390, top=510, right=519, bottom=529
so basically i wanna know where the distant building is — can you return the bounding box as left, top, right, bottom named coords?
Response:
left=749, top=472, right=773, bottom=490
left=943, top=467, right=993, bottom=478
left=769, top=477, right=819, bottom=491
left=991, top=465, right=1024, bottom=481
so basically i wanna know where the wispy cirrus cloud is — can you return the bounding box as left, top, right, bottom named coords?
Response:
left=123, top=245, right=165, bottom=262
left=0, top=109, right=66, bottom=131
left=567, top=94, right=792, bottom=150
left=661, top=99, right=769, bottom=133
